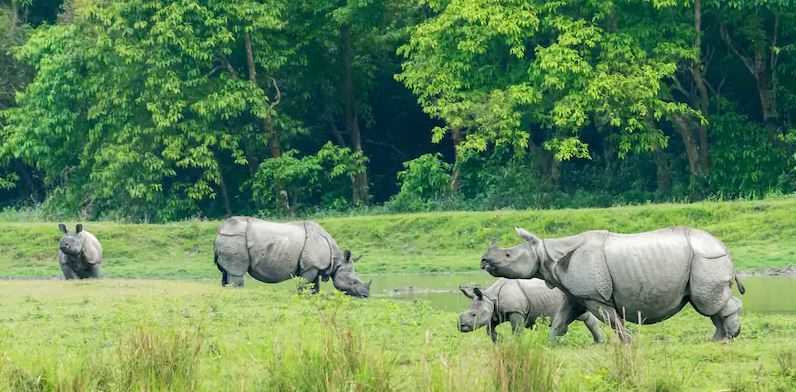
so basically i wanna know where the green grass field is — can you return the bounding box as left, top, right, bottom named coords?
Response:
left=0, top=199, right=794, bottom=391
left=1, top=197, right=795, bottom=278
left=0, top=280, right=793, bottom=391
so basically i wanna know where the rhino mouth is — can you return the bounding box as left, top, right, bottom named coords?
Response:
left=458, top=323, right=473, bottom=332
left=481, top=259, right=498, bottom=275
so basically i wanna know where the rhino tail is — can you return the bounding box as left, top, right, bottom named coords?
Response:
left=735, top=273, right=745, bottom=295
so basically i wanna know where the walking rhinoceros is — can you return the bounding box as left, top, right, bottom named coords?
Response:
left=458, top=278, right=602, bottom=343
left=480, top=226, right=744, bottom=341
left=213, top=216, right=370, bottom=298
left=57, top=223, right=103, bottom=279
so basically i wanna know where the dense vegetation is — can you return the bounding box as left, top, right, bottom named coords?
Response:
left=1, top=197, right=793, bottom=278
left=1, top=0, right=795, bottom=221
left=0, top=280, right=793, bottom=391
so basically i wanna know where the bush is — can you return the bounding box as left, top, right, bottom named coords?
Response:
left=385, top=153, right=453, bottom=212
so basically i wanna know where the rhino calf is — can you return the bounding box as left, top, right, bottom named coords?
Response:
left=459, top=278, right=602, bottom=343
left=57, top=224, right=103, bottom=279
left=214, top=216, right=370, bottom=298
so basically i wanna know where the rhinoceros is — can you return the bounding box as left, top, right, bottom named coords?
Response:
left=57, top=223, right=103, bottom=279
left=480, top=226, right=744, bottom=341
left=458, top=278, right=602, bottom=343
left=213, top=216, right=370, bottom=297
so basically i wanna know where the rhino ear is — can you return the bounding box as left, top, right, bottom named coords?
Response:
left=515, top=226, right=540, bottom=244
left=75, top=224, right=83, bottom=233
left=343, top=249, right=352, bottom=262
left=459, top=287, right=475, bottom=299
left=473, top=287, right=485, bottom=299
left=58, top=224, right=67, bottom=234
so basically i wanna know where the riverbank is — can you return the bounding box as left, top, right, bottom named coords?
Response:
left=1, top=197, right=794, bottom=278
left=0, top=279, right=793, bottom=391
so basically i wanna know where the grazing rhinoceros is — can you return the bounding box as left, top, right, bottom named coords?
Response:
left=213, top=216, right=370, bottom=298
left=458, top=278, right=602, bottom=343
left=57, top=223, right=103, bottom=279
left=480, top=226, right=744, bottom=341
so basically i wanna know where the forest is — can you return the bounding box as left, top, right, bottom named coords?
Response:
left=1, top=0, right=794, bottom=222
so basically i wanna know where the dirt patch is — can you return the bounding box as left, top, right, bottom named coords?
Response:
left=738, top=265, right=796, bottom=278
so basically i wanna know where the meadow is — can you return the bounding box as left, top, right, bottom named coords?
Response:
left=0, top=280, right=794, bottom=391
left=0, top=198, right=794, bottom=391
left=1, top=197, right=795, bottom=278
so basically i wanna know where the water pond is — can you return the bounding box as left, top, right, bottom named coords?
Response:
left=362, top=272, right=796, bottom=314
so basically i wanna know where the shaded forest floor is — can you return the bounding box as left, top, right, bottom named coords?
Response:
left=1, top=197, right=794, bottom=279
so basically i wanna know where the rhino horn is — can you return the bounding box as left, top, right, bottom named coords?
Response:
left=366, top=279, right=372, bottom=288
left=353, top=255, right=363, bottom=263
left=490, top=239, right=498, bottom=248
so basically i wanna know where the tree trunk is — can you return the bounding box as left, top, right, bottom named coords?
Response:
left=654, top=151, right=672, bottom=197
left=671, top=115, right=705, bottom=198
left=691, top=0, right=711, bottom=174
left=341, top=24, right=369, bottom=205
left=449, top=126, right=462, bottom=192
left=215, top=160, right=233, bottom=217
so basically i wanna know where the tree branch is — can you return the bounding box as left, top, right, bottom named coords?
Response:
left=719, top=22, right=756, bottom=77
left=268, top=77, right=281, bottom=110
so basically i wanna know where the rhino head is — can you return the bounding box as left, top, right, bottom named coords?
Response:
left=480, top=227, right=542, bottom=279
left=332, top=250, right=371, bottom=298
left=58, top=223, right=86, bottom=256
left=458, top=287, right=495, bottom=332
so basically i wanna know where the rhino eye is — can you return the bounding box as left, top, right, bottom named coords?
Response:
left=505, top=252, right=510, bottom=258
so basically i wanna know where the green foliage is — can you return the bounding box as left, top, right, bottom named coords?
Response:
left=386, top=153, right=453, bottom=212
left=253, top=142, right=367, bottom=215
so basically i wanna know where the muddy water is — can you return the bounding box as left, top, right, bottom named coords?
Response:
left=363, top=272, right=796, bottom=314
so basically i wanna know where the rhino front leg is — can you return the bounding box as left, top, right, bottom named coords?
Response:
left=60, top=263, right=78, bottom=280
left=87, top=263, right=102, bottom=279
left=508, top=313, right=527, bottom=335
left=577, top=312, right=603, bottom=344
left=297, top=268, right=320, bottom=294
left=226, top=273, right=244, bottom=287
left=487, top=320, right=501, bottom=343
left=550, top=296, right=587, bottom=341
left=591, top=303, right=631, bottom=343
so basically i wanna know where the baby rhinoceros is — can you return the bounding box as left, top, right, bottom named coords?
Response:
left=57, top=223, right=103, bottom=279
left=458, top=278, right=602, bottom=343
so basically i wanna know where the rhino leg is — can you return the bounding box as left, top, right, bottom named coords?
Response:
left=587, top=302, right=631, bottom=343
left=486, top=320, right=501, bottom=343
left=711, top=296, right=742, bottom=340
left=508, top=313, right=526, bottom=335
left=296, top=268, right=320, bottom=294
left=550, top=295, right=588, bottom=341
left=87, top=263, right=101, bottom=279
left=577, top=312, right=603, bottom=344
left=60, top=263, right=78, bottom=280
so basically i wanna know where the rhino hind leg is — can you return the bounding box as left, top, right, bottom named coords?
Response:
left=688, top=254, right=734, bottom=316
left=577, top=312, right=604, bottom=344
left=87, top=263, right=101, bottom=279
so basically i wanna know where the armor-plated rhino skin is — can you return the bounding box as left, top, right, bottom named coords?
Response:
left=214, top=216, right=370, bottom=297
left=480, top=226, right=744, bottom=341
left=57, top=223, right=103, bottom=279
left=458, top=278, right=602, bottom=343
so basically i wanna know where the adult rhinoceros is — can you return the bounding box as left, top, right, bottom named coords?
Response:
left=213, top=216, right=370, bottom=298
left=57, top=223, right=103, bottom=279
left=480, top=226, right=744, bottom=341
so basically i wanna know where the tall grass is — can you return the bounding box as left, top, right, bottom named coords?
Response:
left=116, top=327, right=203, bottom=391
left=491, top=334, right=559, bottom=392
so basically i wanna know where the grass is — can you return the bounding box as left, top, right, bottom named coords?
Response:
left=0, top=279, right=793, bottom=391
left=0, top=197, right=794, bottom=278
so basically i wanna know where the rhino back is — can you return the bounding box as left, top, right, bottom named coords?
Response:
left=604, top=227, right=691, bottom=323
left=491, top=279, right=564, bottom=318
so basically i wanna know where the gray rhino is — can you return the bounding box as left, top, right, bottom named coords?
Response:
left=480, top=226, right=744, bottom=341
left=214, top=216, right=370, bottom=297
left=57, top=223, right=103, bottom=279
left=459, top=278, right=602, bottom=343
